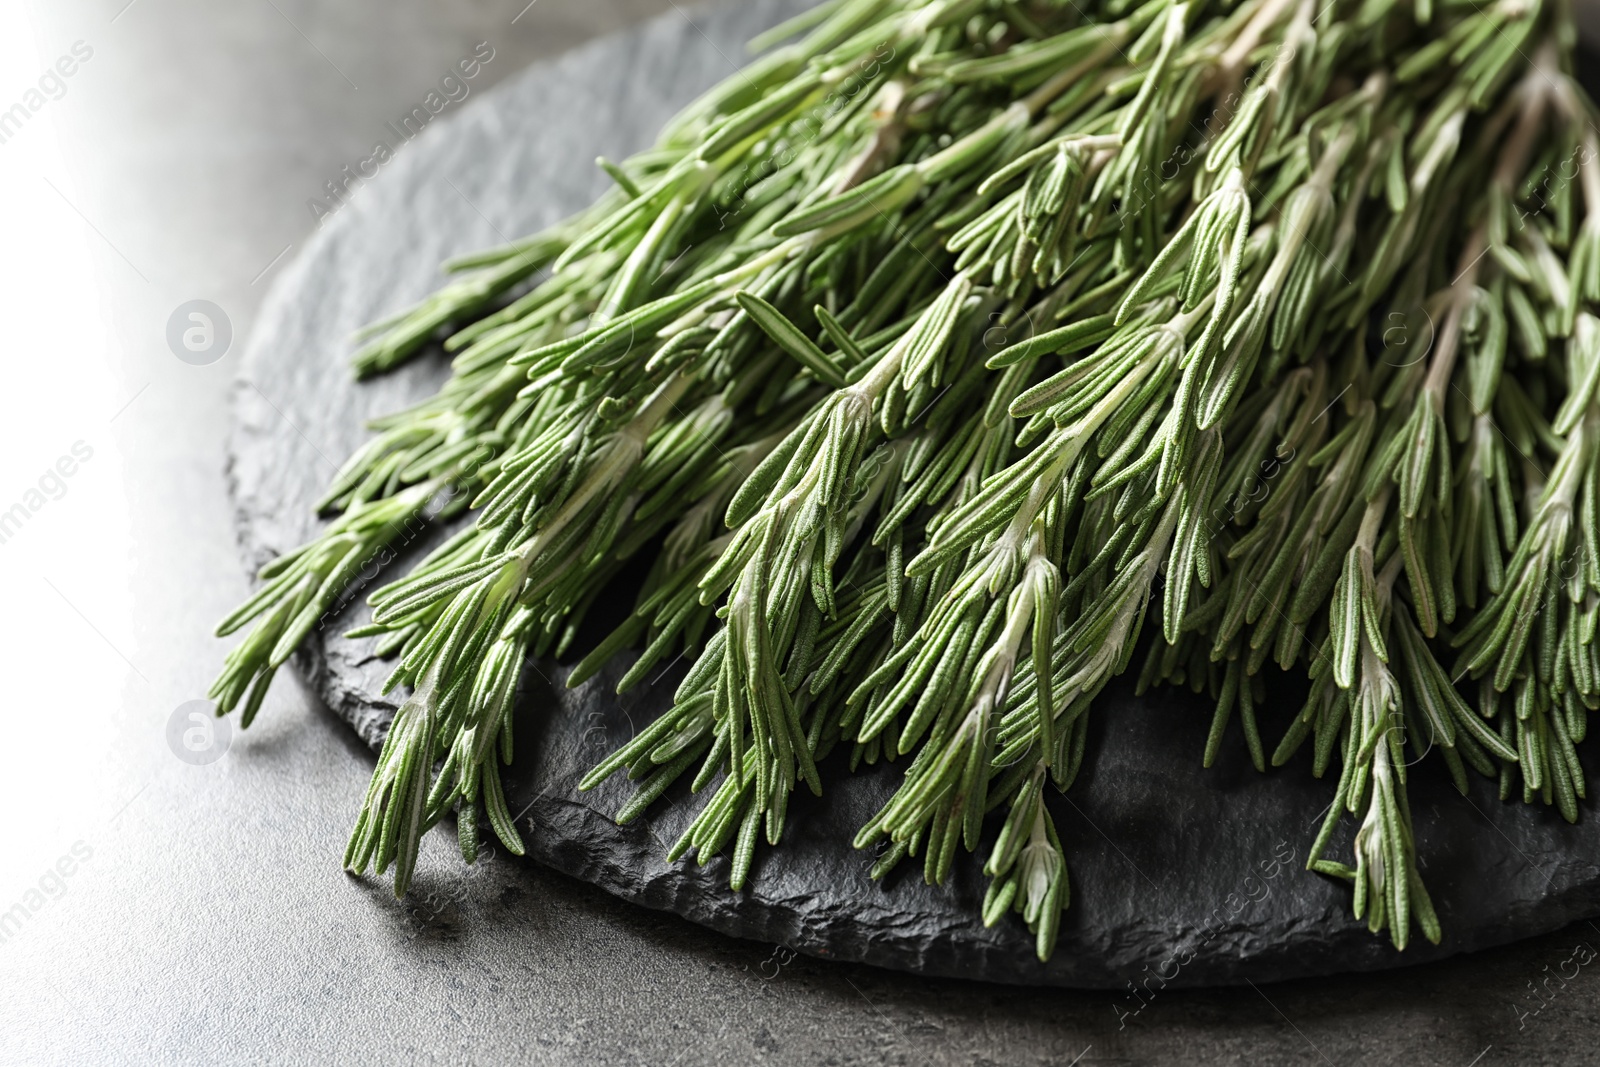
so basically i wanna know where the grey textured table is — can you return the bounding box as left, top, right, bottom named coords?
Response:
left=2, top=1, right=1599, bottom=1063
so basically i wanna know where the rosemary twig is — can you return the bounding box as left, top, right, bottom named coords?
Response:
left=211, top=0, right=1600, bottom=956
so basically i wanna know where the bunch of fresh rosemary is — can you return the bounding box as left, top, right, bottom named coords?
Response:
left=214, top=0, right=1600, bottom=960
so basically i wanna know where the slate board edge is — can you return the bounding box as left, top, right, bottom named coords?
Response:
left=223, top=0, right=1600, bottom=990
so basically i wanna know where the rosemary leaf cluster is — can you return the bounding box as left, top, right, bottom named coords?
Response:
left=214, top=0, right=1600, bottom=959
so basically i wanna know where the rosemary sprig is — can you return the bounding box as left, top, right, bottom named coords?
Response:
left=212, top=0, right=1600, bottom=957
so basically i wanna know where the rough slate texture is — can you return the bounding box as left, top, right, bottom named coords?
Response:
left=226, top=0, right=1600, bottom=988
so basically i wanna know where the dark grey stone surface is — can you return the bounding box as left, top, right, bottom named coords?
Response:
left=225, top=0, right=1600, bottom=990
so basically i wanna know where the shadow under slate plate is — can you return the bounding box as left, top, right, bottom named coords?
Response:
left=224, top=0, right=1600, bottom=988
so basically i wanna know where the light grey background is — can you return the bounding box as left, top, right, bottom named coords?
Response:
left=0, top=1, right=1596, bottom=1064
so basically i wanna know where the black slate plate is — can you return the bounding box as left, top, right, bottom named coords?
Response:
left=226, top=0, right=1600, bottom=988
